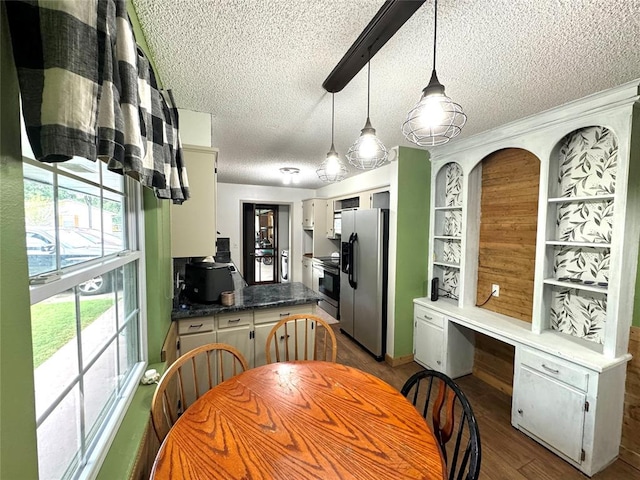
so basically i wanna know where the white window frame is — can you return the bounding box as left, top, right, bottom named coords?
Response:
left=24, top=157, right=148, bottom=480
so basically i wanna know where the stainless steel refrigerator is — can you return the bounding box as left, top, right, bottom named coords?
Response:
left=340, top=208, right=389, bottom=360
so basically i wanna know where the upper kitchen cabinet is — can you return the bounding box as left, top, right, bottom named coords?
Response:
left=301, top=198, right=335, bottom=257
left=170, top=145, right=218, bottom=258
left=302, top=199, right=315, bottom=230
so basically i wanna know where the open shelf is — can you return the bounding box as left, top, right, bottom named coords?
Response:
left=548, top=194, right=615, bottom=203
left=546, top=241, right=611, bottom=248
left=543, top=278, right=608, bottom=294
left=434, top=206, right=462, bottom=211
left=434, top=261, right=460, bottom=269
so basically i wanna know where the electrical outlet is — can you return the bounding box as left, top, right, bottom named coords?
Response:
left=492, top=284, right=500, bottom=297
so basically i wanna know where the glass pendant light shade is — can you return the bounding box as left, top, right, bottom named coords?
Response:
left=402, top=70, right=466, bottom=146
left=402, top=0, right=466, bottom=147
left=317, top=93, right=348, bottom=183
left=347, top=52, right=387, bottom=170
left=346, top=117, right=388, bottom=169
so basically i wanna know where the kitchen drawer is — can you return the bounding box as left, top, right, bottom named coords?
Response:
left=253, top=304, right=314, bottom=325
left=519, top=348, right=589, bottom=392
left=217, top=311, right=253, bottom=329
left=414, top=304, right=444, bottom=328
left=178, top=316, right=215, bottom=335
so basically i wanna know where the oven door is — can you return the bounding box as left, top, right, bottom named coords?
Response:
left=318, top=265, right=340, bottom=302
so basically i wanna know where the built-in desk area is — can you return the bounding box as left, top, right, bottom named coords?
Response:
left=413, top=297, right=629, bottom=476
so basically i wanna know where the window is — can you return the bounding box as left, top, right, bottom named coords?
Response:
left=23, top=154, right=145, bottom=480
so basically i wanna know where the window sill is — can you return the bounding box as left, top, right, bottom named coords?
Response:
left=95, top=362, right=165, bottom=480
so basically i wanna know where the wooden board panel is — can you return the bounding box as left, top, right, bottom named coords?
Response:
left=476, top=148, right=540, bottom=323
left=472, top=333, right=515, bottom=397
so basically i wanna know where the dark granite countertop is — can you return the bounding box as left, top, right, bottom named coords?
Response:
left=172, top=281, right=321, bottom=319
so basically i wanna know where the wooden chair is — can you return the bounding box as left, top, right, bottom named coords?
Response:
left=151, top=343, right=248, bottom=442
left=265, top=314, right=337, bottom=363
left=401, top=369, right=481, bottom=480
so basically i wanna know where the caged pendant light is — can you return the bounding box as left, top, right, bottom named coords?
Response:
left=317, top=93, right=348, bottom=183
left=346, top=49, right=388, bottom=169
left=402, top=0, right=466, bottom=147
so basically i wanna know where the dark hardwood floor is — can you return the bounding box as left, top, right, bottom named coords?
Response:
left=330, top=324, right=640, bottom=480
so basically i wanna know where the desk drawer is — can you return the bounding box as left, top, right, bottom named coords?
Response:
left=519, top=348, right=589, bottom=392
left=178, top=316, right=215, bottom=335
left=217, top=311, right=252, bottom=329
left=414, top=304, right=444, bottom=328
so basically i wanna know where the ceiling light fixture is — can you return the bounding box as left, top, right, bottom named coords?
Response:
left=317, top=93, right=348, bottom=183
left=402, top=0, right=466, bottom=147
left=346, top=49, right=388, bottom=170
left=280, top=167, right=299, bottom=185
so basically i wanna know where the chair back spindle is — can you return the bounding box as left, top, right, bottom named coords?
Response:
left=151, top=343, right=248, bottom=442
left=401, top=369, right=481, bottom=480
left=265, top=314, right=337, bottom=363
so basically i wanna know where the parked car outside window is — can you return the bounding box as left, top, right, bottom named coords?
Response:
left=26, top=228, right=122, bottom=294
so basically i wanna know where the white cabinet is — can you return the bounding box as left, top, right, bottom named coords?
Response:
left=177, top=304, right=315, bottom=371
left=413, top=303, right=474, bottom=378
left=513, top=348, right=587, bottom=464
left=216, top=311, right=252, bottom=372
left=414, top=306, right=444, bottom=370
left=302, top=199, right=315, bottom=230
left=511, top=347, right=627, bottom=475
left=302, top=256, right=313, bottom=289
left=253, top=304, right=316, bottom=367
left=170, top=145, right=218, bottom=258
left=325, top=199, right=336, bottom=239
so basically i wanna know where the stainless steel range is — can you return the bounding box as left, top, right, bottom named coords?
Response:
left=312, top=256, right=340, bottom=319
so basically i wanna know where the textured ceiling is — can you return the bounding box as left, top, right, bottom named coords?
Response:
left=133, top=0, right=640, bottom=189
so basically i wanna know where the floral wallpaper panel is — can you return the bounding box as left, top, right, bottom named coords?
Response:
left=557, top=126, right=617, bottom=198
left=550, top=288, right=607, bottom=345
left=553, top=246, right=610, bottom=284
left=444, top=162, right=463, bottom=207
left=443, top=210, right=463, bottom=237
left=556, top=200, right=614, bottom=243
left=442, top=267, right=459, bottom=299
left=442, top=239, right=461, bottom=265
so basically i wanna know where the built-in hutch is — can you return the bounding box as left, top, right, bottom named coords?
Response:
left=414, top=80, right=640, bottom=476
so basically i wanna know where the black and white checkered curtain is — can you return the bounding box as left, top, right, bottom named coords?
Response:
left=5, top=0, right=190, bottom=202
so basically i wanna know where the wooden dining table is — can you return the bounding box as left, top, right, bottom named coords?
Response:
left=150, top=361, right=446, bottom=480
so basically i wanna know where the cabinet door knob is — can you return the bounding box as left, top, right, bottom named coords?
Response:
left=280, top=334, right=290, bottom=341
left=518, top=409, right=523, bottom=415
left=424, top=315, right=432, bottom=320
left=189, top=323, right=203, bottom=329
left=279, top=312, right=291, bottom=317
left=436, top=360, right=441, bottom=365
left=228, top=318, right=240, bottom=323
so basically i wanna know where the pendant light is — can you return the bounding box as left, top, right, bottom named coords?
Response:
left=402, top=0, right=466, bottom=147
left=346, top=49, right=388, bottom=169
left=317, top=93, right=348, bottom=183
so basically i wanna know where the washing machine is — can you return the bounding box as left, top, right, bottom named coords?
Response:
left=280, top=250, right=289, bottom=282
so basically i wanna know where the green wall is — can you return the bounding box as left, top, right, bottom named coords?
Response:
left=143, top=188, right=173, bottom=363
left=0, top=6, right=39, bottom=478
left=393, top=146, right=431, bottom=357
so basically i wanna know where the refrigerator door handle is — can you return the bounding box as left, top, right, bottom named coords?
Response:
left=349, top=233, right=358, bottom=289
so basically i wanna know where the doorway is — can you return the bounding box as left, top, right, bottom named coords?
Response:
left=242, top=204, right=279, bottom=285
